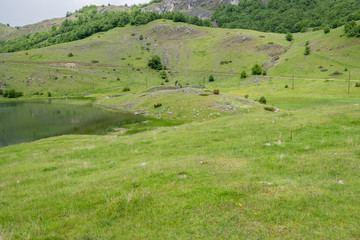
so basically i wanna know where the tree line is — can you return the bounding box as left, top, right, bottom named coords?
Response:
left=0, top=5, right=212, bottom=53
left=212, top=0, right=360, bottom=33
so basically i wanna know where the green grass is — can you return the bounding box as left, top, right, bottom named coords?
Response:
left=1, top=104, right=359, bottom=239
left=1, top=20, right=360, bottom=239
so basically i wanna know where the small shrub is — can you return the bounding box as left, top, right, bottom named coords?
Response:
left=240, top=70, right=247, bottom=79
left=264, top=106, right=275, bottom=112
left=285, top=33, right=293, bottom=41
left=213, top=89, right=220, bottom=95
left=244, top=94, right=249, bottom=99
left=91, top=60, right=99, bottom=63
left=47, top=92, right=52, bottom=97
left=305, top=41, right=310, bottom=46
left=304, top=46, right=311, bottom=56
left=68, top=53, right=73, bottom=57
left=259, top=96, right=267, bottom=104
left=355, top=82, right=360, bottom=87
left=160, top=70, right=167, bottom=79
left=262, top=70, right=267, bottom=76
left=123, top=87, right=130, bottom=92
left=154, top=103, right=162, bottom=108
left=345, top=68, right=348, bottom=71
left=324, top=27, right=330, bottom=34
left=131, top=33, right=135, bottom=36
left=139, top=35, right=143, bottom=40
left=117, top=78, right=120, bottom=81
left=285, top=84, right=289, bottom=88
left=220, top=60, right=232, bottom=65
left=209, top=75, right=215, bottom=82
left=0, top=89, right=2, bottom=95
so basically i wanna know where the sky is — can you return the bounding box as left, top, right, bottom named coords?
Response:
left=0, top=0, right=149, bottom=27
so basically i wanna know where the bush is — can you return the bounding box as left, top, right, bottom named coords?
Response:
left=213, top=89, right=220, bottom=95
left=264, top=106, right=275, bottom=112
left=305, top=40, right=310, bottom=46
left=139, top=35, right=143, bottom=40
left=244, top=94, right=249, bottom=99
left=285, top=84, right=289, bottom=88
left=355, top=82, right=360, bottom=87
left=252, top=64, right=263, bottom=75
left=47, top=92, right=52, bottom=97
left=123, top=87, right=130, bottom=92
left=4, top=89, right=22, bottom=98
left=285, top=33, right=293, bottom=41
left=324, top=27, right=330, bottom=34
left=209, top=75, right=215, bottom=82
left=147, top=55, right=162, bottom=70
left=240, top=70, right=247, bottom=79
left=160, top=70, right=167, bottom=79
left=154, top=103, right=162, bottom=108
left=262, top=70, right=267, bottom=76
left=304, top=46, right=311, bottom=56
left=68, top=52, right=73, bottom=57
left=0, top=89, right=2, bottom=95
left=259, top=96, right=267, bottom=104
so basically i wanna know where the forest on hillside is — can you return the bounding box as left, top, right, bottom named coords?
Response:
left=212, top=0, right=360, bottom=33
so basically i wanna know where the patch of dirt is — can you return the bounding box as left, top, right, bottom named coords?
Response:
left=255, top=43, right=285, bottom=57
left=221, top=34, right=255, bottom=48
left=150, top=24, right=205, bottom=40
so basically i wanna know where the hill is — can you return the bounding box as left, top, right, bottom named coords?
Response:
left=1, top=20, right=360, bottom=239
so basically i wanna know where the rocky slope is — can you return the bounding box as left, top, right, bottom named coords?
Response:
left=144, top=0, right=239, bottom=19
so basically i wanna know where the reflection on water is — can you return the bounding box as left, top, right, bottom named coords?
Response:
left=0, top=100, right=143, bottom=147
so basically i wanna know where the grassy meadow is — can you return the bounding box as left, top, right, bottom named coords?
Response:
left=1, top=20, right=360, bottom=239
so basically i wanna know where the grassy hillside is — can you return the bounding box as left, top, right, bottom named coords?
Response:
left=0, top=5, right=130, bottom=42
left=1, top=20, right=360, bottom=239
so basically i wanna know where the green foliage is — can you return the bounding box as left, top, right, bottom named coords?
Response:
left=208, top=75, right=215, bottom=82
left=139, top=34, right=143, bottom=40
left=285, top=33, right=293, bottom=41
left=355, top=82, right=360, bottom=87
left=264, top=106, right=275, bottom=112
left=304, top=46, right=311, bottom=56
left=244, top=94, right=249, bottom=99
left=148, top=55, right=162, bottom=70
left=344, top=21, right=360, bottom=37
left=47, top=92, right=52, bottom=97
left=66, top=12, right=72, bottom=18
left=252, top=64, right=263, bottom=75
left=159, top=70, right=167, bottom=79
left=285, top=84, right=289, bottom=88
left=240, top=70, right=247, bottom=79
left=0, top=89, right=2, bottom=95
left=305, top=41, right=310, bottom=46
left=259, top=96, right=267, bottom=104
left=212, top=0, right=360, bottom=33
left=213, top=89, right=219, bottom=95
left=262, top=70, right=267, bottom=76
left=3, top=89, right=23, bottom=98
left=68, top=52, right=73, bottom=57
left=172, top=12, right=187, bottom=23
left=123, top=87, right=130, bottom=92
left=324, top=27, right=330, bottom=34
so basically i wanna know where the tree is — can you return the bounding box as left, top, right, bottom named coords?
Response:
left=252, top=64, right=263, bottom=75
left=147, top=55, right=162, bottom=70
left=209, top=75, right=215, bottom=82
left=240, top=70, right=247, bottom=79
left=285, top=33, right=293, bottom=41
left=173, top=12, right=187, bottom=22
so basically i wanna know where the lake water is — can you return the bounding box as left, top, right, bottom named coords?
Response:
left=0, top=100, right=144, bottom=147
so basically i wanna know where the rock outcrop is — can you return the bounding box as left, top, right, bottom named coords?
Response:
left=143, top=0, right=239, bottom=19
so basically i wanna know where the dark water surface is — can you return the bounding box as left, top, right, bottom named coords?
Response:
left=0, top=100, right=143, bottom=147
